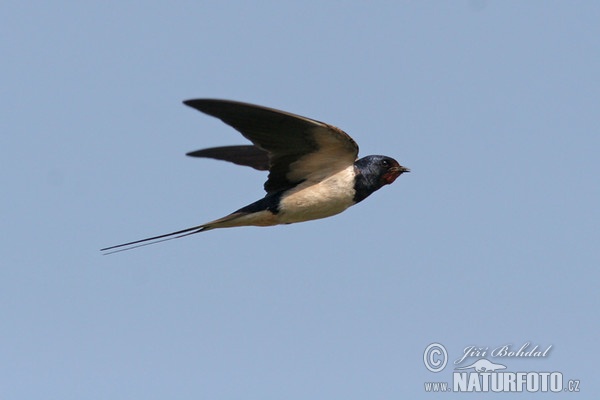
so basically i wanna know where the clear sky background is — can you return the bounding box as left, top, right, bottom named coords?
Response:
left=2, top=1, right=599, bottom=398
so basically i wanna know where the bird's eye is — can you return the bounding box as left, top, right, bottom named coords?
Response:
left=381, top=159, right=389, bottom=167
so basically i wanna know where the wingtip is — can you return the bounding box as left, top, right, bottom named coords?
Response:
left=183, top=98, right=225, bottom=113
left=183, top=98, right=225, bottom=107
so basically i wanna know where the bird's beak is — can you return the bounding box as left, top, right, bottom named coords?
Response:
left=390, top=166, right=410, bottom=174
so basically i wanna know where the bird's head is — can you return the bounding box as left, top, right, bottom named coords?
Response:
left=353, top=155, right=409, bottom=203
left=355, top=155, right=409, bottom=186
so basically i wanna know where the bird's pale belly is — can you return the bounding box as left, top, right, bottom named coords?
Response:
left=277, top=166, right=356, bottom=224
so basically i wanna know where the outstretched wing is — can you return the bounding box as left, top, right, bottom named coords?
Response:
left=183, top=99, right=359, bottom=194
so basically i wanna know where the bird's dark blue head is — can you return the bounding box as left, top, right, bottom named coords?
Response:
left=353, top=155, right=409, bottom=203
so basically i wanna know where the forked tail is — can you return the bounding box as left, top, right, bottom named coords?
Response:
left=100, top=225, right=209, bottom=254
left=101, top=210, right=260, bottom=254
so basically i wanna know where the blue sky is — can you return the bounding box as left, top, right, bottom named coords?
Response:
left=2, top=1, right=599, bottom=398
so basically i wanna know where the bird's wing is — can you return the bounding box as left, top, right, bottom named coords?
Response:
left=183, top=99, right=359, bottom=193
left=187, top=145, right=270, bottom=171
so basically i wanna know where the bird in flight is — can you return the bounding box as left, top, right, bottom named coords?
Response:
left=101, top=99, right=409, bottom=253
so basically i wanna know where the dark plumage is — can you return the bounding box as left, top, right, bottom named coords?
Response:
left=101, top=99, right=409, bottom=253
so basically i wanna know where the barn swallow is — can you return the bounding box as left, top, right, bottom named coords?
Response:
left=101, top=99, right=409, bottom=253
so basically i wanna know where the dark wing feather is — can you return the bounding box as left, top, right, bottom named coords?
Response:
left=183, top=99, right=359, bottom=193
left=187, top=145, right=269, bottom=171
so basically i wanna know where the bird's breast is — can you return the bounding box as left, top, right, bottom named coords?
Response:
left=277, top=165, right=357, bottom=223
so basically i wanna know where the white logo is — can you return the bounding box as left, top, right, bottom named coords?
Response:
left=422, top=342, right=581, bottom=393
